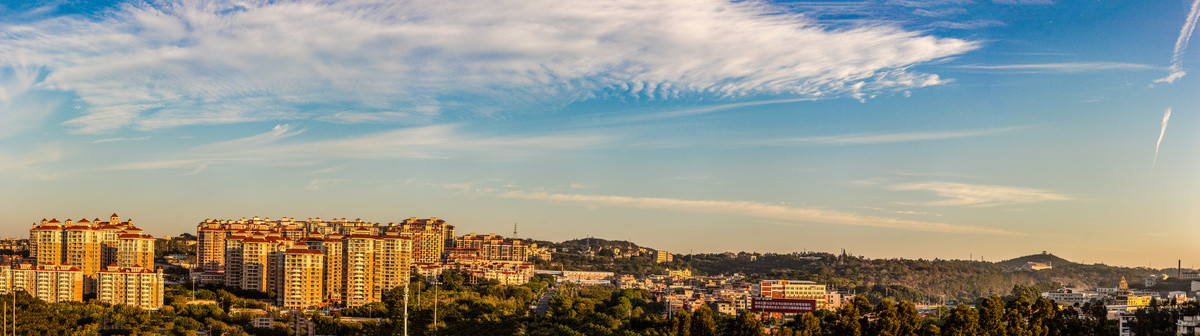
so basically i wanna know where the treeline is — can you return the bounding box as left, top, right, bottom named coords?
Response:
left=546, top=250, right=1158, bottom=301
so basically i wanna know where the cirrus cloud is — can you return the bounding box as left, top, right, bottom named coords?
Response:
left=890, top=181, right=1071, bottom=207
left=501, top=190, right=1023, bottom=235
left=0, top=0, right=977, bottom=133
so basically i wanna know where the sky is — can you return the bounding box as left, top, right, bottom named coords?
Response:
left=1, top=0, right=1199, bottom=268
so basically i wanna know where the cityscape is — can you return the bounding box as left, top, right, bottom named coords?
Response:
left=4, top=0, right=1200, bottom=335
left=0, top=214, right=1198, bottom=335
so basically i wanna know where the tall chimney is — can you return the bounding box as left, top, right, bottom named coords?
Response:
left=1180, top=260, right=1183, bottom=278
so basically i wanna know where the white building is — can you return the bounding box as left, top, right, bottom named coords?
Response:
left=1041, top=288, right=1100, bottom=306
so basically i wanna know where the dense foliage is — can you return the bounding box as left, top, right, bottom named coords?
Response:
left=546, top=249, right=1160, bottom=302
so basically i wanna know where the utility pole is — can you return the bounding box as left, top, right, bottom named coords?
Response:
left=404, top=280, right=409, bottom=336
left=433, top=278, right=439, bottom=331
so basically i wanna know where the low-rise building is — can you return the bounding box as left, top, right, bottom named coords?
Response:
left=96, top=264, right=165, bottom=310
left=415, top=260, right=534, bottom=285
left=752, top=280, right=828, bottom=311
left=0, top=262, right=85, bottom=303
left=1042, top=288, right=1101, bottom=306
left=655, top=251, right=673, bottom=263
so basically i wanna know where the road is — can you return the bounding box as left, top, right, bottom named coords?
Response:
left=534, top=285, right=558, bottom=317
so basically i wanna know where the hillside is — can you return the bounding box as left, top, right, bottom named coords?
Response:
left=542, top=239, right=1161, bottom=302
left=997, top=252, right=1075, bottom=269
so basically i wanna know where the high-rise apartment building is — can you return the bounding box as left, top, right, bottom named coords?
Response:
left=198, top=217, right=422, bottom=307
left=279, top=248, right=325, bottom=308
left=454, top=233, right=532, bottom=261
left=28, top=214, right=156, bottom=294
left=96, top=264, right=165, bottom=310
left=0, top=261, right=85, bottom=303
left=397, top=217, right=453, bottom=264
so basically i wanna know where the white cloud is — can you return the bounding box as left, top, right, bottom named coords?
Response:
left=991, top=0, right=1054, bottom=4
left=742, top=126, right=1022, bottom=146
left=1157, top=0, right=1200, bottom=83
left=955, top=62, right=1160, bottom=73
left=500, top=190, right=1022, bottom=235
left=889, top=181, right=1071, bottom=207
left=0, top=64, right=59, bottom=139
left=928, top=20, right=1006, bottom=30
left=306, top=179, right=347, bottom=191
left=1153, top=107, right=1171, bottom=169
left=0, top=144, right=63, bottom=180
left=913, top=8, right=968, bottom=17
left=101, top=123, right=612, bottom=172
left=88, top=136, right=150, bottom=143
left=0, top=0, right=977, bottom=133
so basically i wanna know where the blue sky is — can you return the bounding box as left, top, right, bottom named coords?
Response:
left=2, top=0, right=1199, bottom=267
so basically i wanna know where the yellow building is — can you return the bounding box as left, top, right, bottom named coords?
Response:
left=752, top=280, right=828, bottom=311
left=0, top=262, right=85, bottom=303
left=96, top=265, right=164, bottom=310
left=397, top=218, right=452, bottom=264
left=29, top=214, right=155, bottom=294
left=655, top=250, right=673, bottom=263
left=343, top=234, right=378, bottom=307
left=666, top=269, right=692, bottom=277
left=197, top=217, right=427, bottom=307
left=279, top=249, right=325, bottom=308
left=454, top=233, right=531, bottom=261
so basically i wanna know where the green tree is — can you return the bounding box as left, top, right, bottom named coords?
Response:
left=791, top=313, right=822, bottom=336
left=871, top=299, right=900, bottom=336
left=724, top=310, right=766, bottom=336
left=942, top=303, right=980, bottom=336
left=896, top=301, right=923, bottom=336
left=690, top=305, right=718, bottom=336
left=671, top=309, right=692, bottom=336
left=977, top=295, right=1006, bottom=336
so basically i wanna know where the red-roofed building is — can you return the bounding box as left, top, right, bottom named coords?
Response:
left=0, top=262, right=84, bottom=303
left=28, top=213, right=156, bottom=296
left=96, top=264, right=164, bottom=310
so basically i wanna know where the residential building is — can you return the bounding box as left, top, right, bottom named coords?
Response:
left=752, top=280, right=828, bottom=311
left=279, top=248, right=325, bottom=308
left=0, top=239, right=28, bottom=252
left=28, top=214, right=156, bottom=294
left=414, top=259, right=534, bottom=285
left=656, top=250, right=673, bottom=263
left=1042, top=288, right=1100, bottom=306
left=397, top=217, right=453, bottom=263
left=1022, top=262, right=1052, bottom=271
left=0, top=261, right=85, bottom=303
left=96, top=264, right=165, bottom=310
left=453, top=233, right=531, bottom=261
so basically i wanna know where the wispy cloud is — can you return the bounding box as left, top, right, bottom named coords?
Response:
left=0, top=64, right=58, bottom=139
left=1156, top=0, right=1200, bottom=83
left=741, top=126, right=1023, bottom=146
left=955, top=62, right=1160, bottom=73
left=1153, top=107, right=1172, bottom=169
left=889, top=181, right=1071, bottom=207
left=991, top=0, right=1054, bottom=5
left=913, top=8, right=968, bottom=17
left=306, top=179, right=347, bottom=191
left=0, top=0, right=977, bottom=133
left=929, top=20, right=1006, bottom=30
left=101, top=124, right=613, bottom=172
left=88, top=136, right=150, bottom=143
left=0, top=144, right=63, bottom=180
left=500, top=190, right=1023, bottom=235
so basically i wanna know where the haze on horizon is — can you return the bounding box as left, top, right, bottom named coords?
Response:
left=1, top=0, right=1199, bottom=268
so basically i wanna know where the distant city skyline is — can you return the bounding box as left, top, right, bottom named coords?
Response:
left=2, top=0, right=1200, bottom=268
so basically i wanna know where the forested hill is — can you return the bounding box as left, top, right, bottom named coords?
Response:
left=996, top=252, right=1075, bottom=268
left=544, top=244, right=1162, bottom=302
